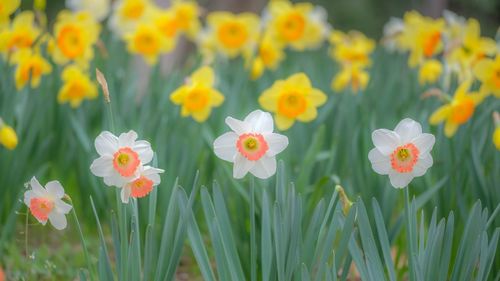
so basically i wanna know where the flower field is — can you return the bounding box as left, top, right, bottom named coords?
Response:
left=0, top=0, right=499, bottom=280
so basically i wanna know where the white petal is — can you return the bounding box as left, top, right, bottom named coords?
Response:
left=30, top=177, right=45, bottom=194
left=24, top=190, right=37, bottom=206
left=134, top=140, right=154, bottom=164
left=118, top=130, right=138, bottom=147
left=148, top=173, right=161, bottom=185
left=121, top=187, right=131, bottom=203
left=388, top=172, right=413, bottom=188
left=213, top=132, right=238, bottom=162
left=244, top=110, right=274, bottom=133
left=233, top=154, right=254, bottom=179
left=250, top=156, right=277, bottom=179
left=412, top=154, right=433, bottom=177
left=412, top=133, right=435, bottom=155
left=142, top=166, right=165, bottom=176
left=95, top=131, right=118, bottom=156
left=394, top=118, right=422, bottom=143
left=225, top=117, right=250, bottom=135
left=48, top=212, right=68, bottom=230
left=103, top=172, right=134, bottom=188
left=55, top=199, right=73, bottom=214
left=45, top=181, right=65, bottom=199
left=368, top=148, right=391, bottom=175
left=372, top=129, right=401, bottom=155
left=265, top=133, right=288, bottom=156
left=90, top=156, right=114, bottom=177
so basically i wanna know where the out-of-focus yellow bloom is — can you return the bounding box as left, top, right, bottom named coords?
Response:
left=51, top=10, right=101, bottom=67
left=267, top=1, right=328, bottom=50
left=259, top=73, right=327, bottom=130
left=109, top=0, right=157, bottom=36
left=473, top=55, right=500, bottom=98
left=34, top=0, right=46, bottom=11
left=168, top=0, right=200, bottom=40
left=10, top=49, right=52, bottom=90
left=205, top=12, right=260, bottom=58
left=494, top=126, right=500, bottom=150
left=447, top=18, right=497, bottom=78
left=429, top=80, right=483, bottom=137
left=124, top=22, right=173, bottom=65
left=0, top=119, right=18, bottom=150
left=397, top=11, right=445, bottom=67
left=66, top=0, right=111, bottom=21
left=0, top=11, right=41, bottom=55
left=332, top=65, right=369, bottom=93
left=58, top=65, right=98, bottom=108
left=0, top=0, right=20, bottom=26
left=170, top=66, right=224, bottom=122
left=329, top=30, right=375, bottom=67
left=248, top=34, right=285, bottom=79
left=419, top=59, right=442, bottom=85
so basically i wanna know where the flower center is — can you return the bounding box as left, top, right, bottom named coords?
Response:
left=156, top=15, right=178, bottom=38
left=217, top=21, right=248, bottom=49
left=279, top=11, right=305, bottom=41
left=134, top=28, right=160, bottom=55
left=390, top=143, right=419, bottom=173
left=30, top=197, right=54, bottom=222
left=278, top=91, right=307, bottom=118
left=236, top=133, right=269, bottom=161
left=57, top=25, right=85, bottom=59
left=185, top=88, right=209, bottom=111
left=491, top=69, right=500, bottom=89
left=450, top=97, right=475, bottom=124
left=122, top=1, right=145, bottom=20
left=66, top=79, right=88, bottom=99
left=130, top=176, right=154, bottom=198
left=113, top=147, right=140, bottom=177
left=423, top=31, right=441, bottom=57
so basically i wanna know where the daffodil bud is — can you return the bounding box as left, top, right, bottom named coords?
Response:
left=0, top=124, right=18, bottom=150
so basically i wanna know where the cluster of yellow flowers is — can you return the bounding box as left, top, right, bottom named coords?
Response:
left=0, top=0, right=100, bottom=107
left=383, top=10, right=500, bottom=140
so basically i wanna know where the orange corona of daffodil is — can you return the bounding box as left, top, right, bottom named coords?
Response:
left=124, top=22, right=173, bottom=65
left=259, top=73, right=327, bottom=130
left=397, top=11, right=445, bottom=67
left=51, top=10, right=101, bottom=66
left=168, top=0, right=200, bottom=39
left=267, top=0, right=328, bottom=50
left=170, top=66, right=225, bottom=122
left=0, top=11, right=41, bottom=55
left=473, top=55, right=500, bottom=98
left=0, top=0, right=20, bottom=26
left=419, top=59, right=443, bottom=85
left=11, top=49, right=52, bottom=90
left=57, top=65, right=98, bottom=108
left=205, top=12, right=260, bottom=58
left=429, top=80, right=483, bottom=137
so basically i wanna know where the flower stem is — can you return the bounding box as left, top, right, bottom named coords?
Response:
left=69, top=198, right=96, bottom=280
left=404, top=187, right=415, bottom=281
left=250, top=178, right=256, bottom=281
left=25, top=209, right=29, bottom=258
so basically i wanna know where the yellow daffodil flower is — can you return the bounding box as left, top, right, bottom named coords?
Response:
left=473, top=55, right=500, bottom=98
left=0, top=11, right=41, bottom=55
left=0, top=118, right=18, bottom=150
left=419, top=59, right=443, bottom=85
left=109, top=0, right=157, bottom=36
left=267, top=0, right=328, bottom=50
left=331, top=65, right=369, bottom=93
left=329, top=30, right=375, bottom=68
left=205, top=12, right=260, bottom=58
left=397, top=11, right=446, bottom=67
left=170, top=66, right=225, bottom=122
left=429, top=80, right=483, bottom=137
left=124, top=22, right=173, bottom=65
left=0, top=0, right=20, bottom=26
left=169, top=0, right=200, bottom=40
left=10, top=49, right=52, bottom=90
left=57, top=65, right=98, bottom=108
left=51, top=10, right=101, bottom=67
left=259, top=73, right=327, bottom=130
left=249, top=34, right=285, bottom=80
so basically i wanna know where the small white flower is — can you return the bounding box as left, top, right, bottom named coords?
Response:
left=368, top=118, right=435, bottom=188
left=66, top=0, right=110, bottom=21
left=24, top=177, right=72, bottom=230
left=213, top=110, right=289, bottom=179
left=120, top=165, right=164, bottom=203
left=90, top=130, right=153, bottom=188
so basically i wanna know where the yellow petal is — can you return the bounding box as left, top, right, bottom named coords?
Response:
left=308, top=89, right=327, bottom=106
left=473, top=59, right=493, bottom=81
left=170, top=87, right=187, bottom=104
left=454, top=79, right=472, bottom=99
left=191, top=66, right=214, bottom=86
left=288, top=73, right=311, bottom=90
left=297, top=106, right=317, bottom=122
left=429, top=105, right=451, bottom=125
left=275, top=114, right=295, bottom=131
left=444, top=121, right=458, bottom=138
left=210, top=89, right=224, bottom=106
left=258, top=89, right=278, bottom=111
left=191, top=107, right=211, bottom=122
left=493, top=127, right=500, bottom=150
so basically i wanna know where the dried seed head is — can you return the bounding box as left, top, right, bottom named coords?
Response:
left=96, top=68, right=110, bottom=103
